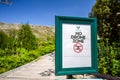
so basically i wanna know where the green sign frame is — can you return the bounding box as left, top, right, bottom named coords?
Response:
left=55, top=16, right=98, bottom=76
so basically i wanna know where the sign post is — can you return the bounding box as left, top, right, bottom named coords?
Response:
left=55, top=16, right=98, bottom=76
left=66, top=75, right=73, bottom=79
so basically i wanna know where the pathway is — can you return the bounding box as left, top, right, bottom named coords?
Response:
left=0, top=52, right=66, bottom=80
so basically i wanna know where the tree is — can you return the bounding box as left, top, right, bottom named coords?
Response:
left=92, top=0, right=120, bottom=43
left=18, top=24, right=37, bottom=50
left=91, top=0, right=120, bottom=77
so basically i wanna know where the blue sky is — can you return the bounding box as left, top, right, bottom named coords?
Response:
left=0, top=0, right=96, bottom=26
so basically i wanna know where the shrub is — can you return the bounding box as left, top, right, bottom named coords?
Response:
left=98, top=39, right=120, bottom=76
left=0, top=41, right=55, bottom=74
left=0, top=30, right=8, bottom=49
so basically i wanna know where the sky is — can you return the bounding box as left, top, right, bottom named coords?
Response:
left=0, top=0, right=96, bottom=26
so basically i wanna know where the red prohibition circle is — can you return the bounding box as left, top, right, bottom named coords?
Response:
left=73, top=42, right=83, bottom=53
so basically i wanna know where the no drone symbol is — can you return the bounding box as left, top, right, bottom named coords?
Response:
left=73, top=42, right=83, bottom=53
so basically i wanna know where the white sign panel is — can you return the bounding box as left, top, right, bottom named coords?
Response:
left=62, top=23, right=91, bottom=68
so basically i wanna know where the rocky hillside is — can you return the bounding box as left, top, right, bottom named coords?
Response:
left=0, top=22, right=55, bottom=40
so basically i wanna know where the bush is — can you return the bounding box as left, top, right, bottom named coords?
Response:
left=0, top=49, right=5, bottom=57
left=0, top=41, right=55, bottom=74
left=0, top=30, right=8, bottom=49
left=98, top=39, right=120, bottom=76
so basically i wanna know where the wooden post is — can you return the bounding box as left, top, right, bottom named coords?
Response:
left=66, top=75, right=73, bottom=79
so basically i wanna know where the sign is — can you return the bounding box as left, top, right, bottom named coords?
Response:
left=55, top=16, right=98, bottom=75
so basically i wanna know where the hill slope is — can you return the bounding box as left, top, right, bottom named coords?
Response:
left=0, top=22, right=55, bottom=40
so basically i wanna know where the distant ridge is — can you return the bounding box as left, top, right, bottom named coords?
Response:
left=0, top=22, right=55, bottom=40
left=0, top=22, right=5, bottom=25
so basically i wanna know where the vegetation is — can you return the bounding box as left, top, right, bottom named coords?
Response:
left=0, top=24, right=55, bottom=74
left=18, top=24, right=37, bottom=50
left=98, top=39, right=120, bottom=76
left=92, top=0, right=120, bottom=43
left=91, top=0, right=120, bottom=77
